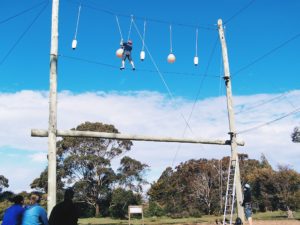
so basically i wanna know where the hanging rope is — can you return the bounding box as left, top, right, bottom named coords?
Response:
left=195, top=28, right=198, bottom=57
left=169, top=25, right=173, bottom=53
left=115, top=15, right=123, bottom=41
left=74, top=4, right=82, bottom=40
left=127, top=15, right=134, bottom=41
left=132, top=20, right=195, bottom=135
left=142, top=20, right=146, bottom=51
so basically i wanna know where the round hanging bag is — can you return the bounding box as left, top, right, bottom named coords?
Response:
left=167, top=53, right=176, bottom=63
left=116, top=48, right=124, bottom=58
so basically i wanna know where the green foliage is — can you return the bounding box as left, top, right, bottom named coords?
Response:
left=109, top=188, right=141, bottom=219
left=0, top=190, right=14, bottom=220
left=30, top=122, right=150, bottom=218
left=0, top=191, right=14, bottom=202
left=149, top=159, right=222, bottom=217
left=149, top=154, right=300, bottom=217
left=75, top=202, right=95, bottom=218
left=291, top=126, right=300, bottom=142
left=145, top=201, right=165, bottom=217
left=117, top=156, right=149, bottom=193
left=0, top=200, right=11, bottom=220
left=275, top=165, right=300, bottom=210
left=30, top=166, right=65, bottom=196
left=56, top=122, right=133, bottom=217
left=0, top=175, right=9, bottom=193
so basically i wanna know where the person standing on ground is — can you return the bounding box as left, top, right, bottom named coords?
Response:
left=49, top=188, right=79, bottom=225
left=21, top=194, right=48, bottom=225
left=241, top=183, right=253, bottom=225
left=2, top=195, right=25, bottom=225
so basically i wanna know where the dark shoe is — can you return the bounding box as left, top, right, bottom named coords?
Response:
left=120, top=67, right=125, bottom=70
left=132, top=67, right=136, bottom=71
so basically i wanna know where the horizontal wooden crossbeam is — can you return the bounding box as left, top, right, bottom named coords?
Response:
left=31, top=129, right=245, bottom=146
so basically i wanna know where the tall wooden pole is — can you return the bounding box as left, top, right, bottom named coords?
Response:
left=48, top=0, right=59, bottom=216
left=217, top=19, right=245, bottom=222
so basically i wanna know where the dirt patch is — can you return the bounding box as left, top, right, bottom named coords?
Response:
left=178, top=221, right=300, bottom=225
left=245, top=221, right=300, bottom=225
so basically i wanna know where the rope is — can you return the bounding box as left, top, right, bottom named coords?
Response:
left=132, top=19, right=195, bottom=136
left=224, top=0, right=256, bottom=25
left=171, top=38, right=219, bottom=166
left=0, top=0, right=48, bottom=25
left=142, top=21, right=146, bottom=51
left=235, top=93, right=287, bottom=115
left=127, top=15, right=134, bottom=41
left=0, top=0, right=49, bottom=65
left=74, top=4, right=82, bottom=40
left=237, top=106, right=300, bottom=134
left=115, top=15, right=123, bottom=41
left=195, top=28, right=198, bottom=57
left=232, top=31, right=300, bottom=77
left=69, top=1, right=215, bottom=30
left=59, top=54, right=220, bottom=78
left=169, top=25, right=173, bottom=53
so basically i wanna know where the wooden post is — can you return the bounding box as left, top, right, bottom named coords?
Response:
left=48, top=0, right=59, bottom=216
left=217, top=19, right=245, bottom=222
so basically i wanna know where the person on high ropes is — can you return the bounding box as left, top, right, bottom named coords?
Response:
left=120, top=39, right=135, bottom=70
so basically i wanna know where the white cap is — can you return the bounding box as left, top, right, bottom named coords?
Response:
left=245, top=183, right=250, bottom=189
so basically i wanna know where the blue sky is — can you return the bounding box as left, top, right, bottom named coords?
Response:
left=0, top=0, right=300, bottom=192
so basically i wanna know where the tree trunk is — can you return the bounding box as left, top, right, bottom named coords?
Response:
left=95, top=204, right=100, bottom=217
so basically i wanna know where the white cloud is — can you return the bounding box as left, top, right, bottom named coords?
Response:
left=29, top=152, right=48, bottom=163
left=0, top=90, right=299, bottom=192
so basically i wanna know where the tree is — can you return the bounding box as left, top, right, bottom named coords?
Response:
left=109, top=188, right=141, bottom=219
left=31, top=166, right=65, bottom=192
left=149, top=154, right=300, bottom=217
left=0, top=175, right=9, bottom=193
left=117, top=156, right=149, bottom=193
left=148, top=167, right=174, bottom=204
left=275, top=165, right=300, bottom=214
left=291, top=127, right=300, bottom=143
left=248, top=167, right=277, bottom=211
left=148, top=159, right=222, bottom=217
left=148, top=167, right=182, bottom=215
left=0, top=191, right=14, bottom=202
left=187, top=159, right=220, bottom=215
left=58, top=122, right=133, bottom=217
left=31, top=122, right=133, bottom=217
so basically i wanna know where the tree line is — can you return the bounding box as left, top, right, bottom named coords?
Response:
left=1, top=122, right=300, bottom=220
left=148, top=154, right=300, bottom=218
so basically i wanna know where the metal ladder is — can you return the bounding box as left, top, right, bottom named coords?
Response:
left=223, top=159, right=237, bottom=225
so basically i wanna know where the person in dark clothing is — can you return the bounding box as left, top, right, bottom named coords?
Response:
left=234, top=217, right=243, bottom=225
left=2, top=195, right=25, bottom=225
left=241, top=183, right=253, bottom=225
left=49, top=188, right=79, bottom=225
left=120, top=40, right=135, bottom=70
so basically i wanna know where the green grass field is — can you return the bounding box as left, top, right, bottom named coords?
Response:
left=1, top=211, right=299, bottom=225
left=253, top=210, right=300, bottom=220
left=78, top=211, right=300, bottom=225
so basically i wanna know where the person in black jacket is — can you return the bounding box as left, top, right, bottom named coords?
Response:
left=241, top=184, right=253, bottom=225
left=120, top=40, right=135, bottom=70
left=49, top=188, right=79, bottom=225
